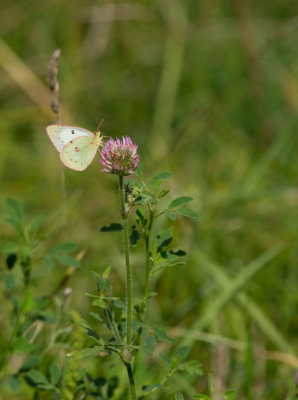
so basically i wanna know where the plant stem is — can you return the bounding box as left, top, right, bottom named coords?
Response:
left=10, top=283, right=30, bottom=344
left=118, top=350, right=137, bottom=400
left=119, top=175, right=132, bottom=345
left=125, top=361, right=137, bottom=400
left=105, top=307, right=122, bottom=345
left=143, top=208, right=153, bottom=302
left=133, top=209, right=154, bottom=375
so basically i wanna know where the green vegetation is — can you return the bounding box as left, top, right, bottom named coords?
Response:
left=0, top=0, right=297, bottom=399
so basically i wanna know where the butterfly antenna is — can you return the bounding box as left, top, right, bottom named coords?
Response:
left=96, top=119, right=104, bottom=132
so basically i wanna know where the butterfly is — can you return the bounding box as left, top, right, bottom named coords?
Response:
left=46, top=125, right=103, bottom=171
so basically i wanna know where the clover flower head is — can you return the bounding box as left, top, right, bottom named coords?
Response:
left=99, top=136, right=140, bottom=176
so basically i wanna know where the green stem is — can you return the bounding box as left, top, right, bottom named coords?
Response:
left=125, top=361, right=137, bottom=400
left=119, top=175, right=132, bottom=345
left=133, top=209, right=154, bottom=374
left=118, top=350, right=137, bottom=400
left=10, top=284, right=30, bottom=344
left=143, top=208, right=153, bottom=305
left=141, top=367, right=177, bottom=398
left=105, top=307, right=122, bottom=345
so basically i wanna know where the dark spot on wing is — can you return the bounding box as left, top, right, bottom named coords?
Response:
left=71, top=130, right=75, bottom=134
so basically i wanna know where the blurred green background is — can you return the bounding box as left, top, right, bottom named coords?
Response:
left=1, top=0, right=298, bottom=398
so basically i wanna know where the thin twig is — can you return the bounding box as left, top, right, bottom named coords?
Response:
left=47, top=48, right=61, bottom=124
left=47, top=49, right=68, bottom=238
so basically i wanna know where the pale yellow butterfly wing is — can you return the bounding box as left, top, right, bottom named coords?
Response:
left=46, top=125, right=93, bottom=152
left=60, top=134, right=102, bottom=171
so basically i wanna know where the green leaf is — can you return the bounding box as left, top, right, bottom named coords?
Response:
left=9, top=375, right=21, bottom=391
left=156, top=228, right=173, bottom=250
left=130, top=229, right=140, bottom=246
left=81, top=346, right=102, bottom=359
left=49, top=242, right=77, bottom=254
left=37, top=311, right=56, bottom=324
left=19, top=357, right=40, bottom=373
left=91, top=270, right=101, bottom=284
left=54, top=255, right=80, bottom=267
left=170, top=249, right=187, bottom=257
left=43, top=255, right=54, bottom=268
left=26, top=370, right=48, bottom=385
left=150, top=324, right=175, bottom=343
left=5, top=218, right=24, bottom=238
left=152, top=254, right=186, bottom=272
left=140, top=329, right=156, bottom=355
left=178, top=360, right=203, bottom=375
left=176, top=207, right=198, bottom=220
left=168, top=196, right=193, bottom=209
left=142, top=383, right=163, bottom=392
left=84, top=292, right=98, bottom=299
left=103, top=266, right=112, bottom=278
left=28, top=214, right=47, bottom=232
left=107, top=376, right=119, bottom=398
left=89, top=312, right=104, bottom=322
left=158, top=189, right=170, bottom=199
left=92, top=298, right=107, bottom=308
left=49, top=362, right=60, bottom=386
left=223, top=390, right=236, bottom=400
left=134, top=161, right=144, bottom=179
left=136, top=209, right=147, bottom=227
left=100, top=223, right=122, bottom=232
left=36, top=383, right=56, bottom=390
left=192, top=395, right=210, bottom=400
left=175, top=392, right=184, bottom=400
left=165, top=209, right=176, bottom=221
left=135, top=190, right=157, bottom=205
left=148, top=172, right=173, bottom=185
left=85, top=326, right=101, bottom=341
left=152, top=179, right=163, bottom=195
left=94, top=377, right=107, bottom=388
left=6, top=253, right=18, bottom=270
left=151, top=239, right=158, bottom=259
left=5, top=273, right=16, bottom=290
left=20, top=245, right=33, bottom=259
left=161, top=254, right=186, bottom=267
left=91, top=271, right=111, bottom=294
left=2, top=242, right=20, bottom=254
left=145, top=292, right=158, bottom=300
left=14, top=337, right=35, bottom=353
left=174, top=346, right=190, bottom=362
left=113, top=299, right=125, bottom=309
left=4, top=198, right=24, bottom=222
left=160, top=354, right=171, bottom=365
left=106, top=296, right=122, bottom=302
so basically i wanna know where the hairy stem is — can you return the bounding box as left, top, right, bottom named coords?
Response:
left=119, top=175, right=132, bottom=345
left=105, top=307, right=122, bottom=345
left=125, top=361, right=137, bottom=400
left=118, top=349, right=137, bottom=400
left=143, top=208, right=154, bottom=303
